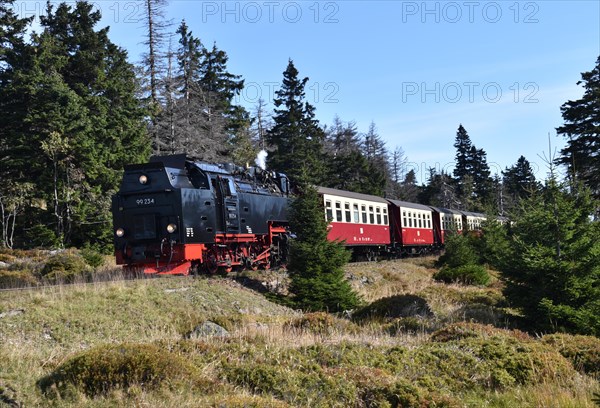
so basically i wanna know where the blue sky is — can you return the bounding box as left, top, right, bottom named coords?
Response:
left=16, top=0, right=600, bottom=183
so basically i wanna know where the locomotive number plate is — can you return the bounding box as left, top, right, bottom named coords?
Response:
left=136, top=198, right=155, bottom=206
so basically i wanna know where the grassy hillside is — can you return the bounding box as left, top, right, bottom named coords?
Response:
left=0, top=252, right=598, bottom=407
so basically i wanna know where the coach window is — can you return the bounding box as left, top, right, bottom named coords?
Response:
left=353, top=204, right=360, bottom=223
left=428, top=215, right=431, bottom=229
left=418, top=213, right=422, bottom=228
left=408, top=212, right=413, bottom=227
left=325, top=200, right=333, bottom=221
left=383, top=208, right=388, bottom=225
left=403, top=211, right=407, bottom=227
left=375, top=207, right=381, bottom=224
left=335, top=201, right=342, bottom=222
left=369, top=206, right=375, bottom=224
left=361, top=205, right=367, bottom=223
left=344, top=202, right=351, bottom=223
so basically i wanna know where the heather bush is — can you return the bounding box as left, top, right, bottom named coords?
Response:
left=38, top=343, right=213, bottom=399
left=40, top=250, right=92, bottom=283
left=542, top=333, right=600, bottom=378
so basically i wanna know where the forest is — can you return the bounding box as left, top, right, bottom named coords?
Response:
left=1, top=0, right=598, bottom=252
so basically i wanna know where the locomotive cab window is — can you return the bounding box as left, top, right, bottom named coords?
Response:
left=345, top=202, right=351, bottom=223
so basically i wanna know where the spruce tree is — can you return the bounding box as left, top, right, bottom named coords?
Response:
left=557, top=56, right=600, bottom=199
left=287, top=183, right=360, bottom=312
left=500, top=180, right=600, bottom=335
left=266, top=60, right=326, bottom=184
left=2, top=1, right=149, bottom=248
left=502, top=155, right=538, bottom=210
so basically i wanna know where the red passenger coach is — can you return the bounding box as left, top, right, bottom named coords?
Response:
left=431, top=207, right=464, bottom=244
left=318, top=187, right=390, bottom=259
left=388, top=200, right=435, bottom=253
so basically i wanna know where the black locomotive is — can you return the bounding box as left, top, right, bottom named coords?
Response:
left=111, top=154, right=291, bottom=274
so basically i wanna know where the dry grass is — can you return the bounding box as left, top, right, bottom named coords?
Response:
left=0, top=254, right=597, bottom=407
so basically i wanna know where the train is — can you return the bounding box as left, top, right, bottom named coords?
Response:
left=111, top=154, right=489, bottom=274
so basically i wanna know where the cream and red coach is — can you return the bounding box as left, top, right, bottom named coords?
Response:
left=318, top=187, right=391, bottom=260
left=387, top=199, right=436, bottom=254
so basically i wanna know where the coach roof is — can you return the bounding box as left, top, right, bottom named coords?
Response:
left=317, top=186, right=389, bottom=204
left=387, top=199, right=433, bottom=212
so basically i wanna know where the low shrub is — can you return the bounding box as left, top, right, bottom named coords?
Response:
left=222, top=362, right=358, bottom=406
left=0, top=269, right=38, bottom=288
left=353, top=294, right=432, bottom=322
left=385, top=317, right=438, bottom=335
left=38, top=343, right=213, bottom=399
left=423, top=324, right=575, bottom=390
left=431, top=322, right=531, bottom=343
left=80, top=248, right=105, bottom=269
left=433, top=265, right=490, bottom=286
left=326, top=367, right=460, bottom=408
left=436, top=232, right=479, bottom=268
left=40, top=250, right=92, bottom=283
left=284, top=312, right=358, bottom=336
left=542, top=333, right=600, bottom=378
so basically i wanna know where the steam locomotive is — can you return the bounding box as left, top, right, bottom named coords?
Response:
left=112, top=154, right=488, bottom=274
left=111, top=154, right=291, bottom=274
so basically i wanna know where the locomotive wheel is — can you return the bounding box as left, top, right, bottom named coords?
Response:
left=205, top=254, right=218, bottom=274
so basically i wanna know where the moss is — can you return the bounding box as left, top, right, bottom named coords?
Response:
left=542, top=333, right=600, bottom=378
left=38, top=343, right=215, bottom=399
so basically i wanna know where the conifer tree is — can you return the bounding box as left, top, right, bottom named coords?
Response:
left=2, top=1, right=149, bottom=248
left=557, top=56, right=600, bottom=199
left=500, top=180, right=600, bottom=335
left=287, top=183, right=360, bottom=312
left=502, top=155, right=538, bottom=210
left=266, top=60, right=325, bottom=184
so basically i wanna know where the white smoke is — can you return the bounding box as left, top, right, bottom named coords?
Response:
left=255, top=150, right=268, bottom=170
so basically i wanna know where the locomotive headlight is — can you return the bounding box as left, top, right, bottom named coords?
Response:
left=166, top=223, right=177, bottom=233
left=115, top=228, right=125, bottom=237
left=139, top=174, right=148, bottom=185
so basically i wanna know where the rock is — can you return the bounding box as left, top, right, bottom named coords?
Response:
left=186, top=321, right=229, bottom=339
left=0, top=261, right=9, bottom=268
left=164, top=287, right=190, bottom=293
left=0, top=309, right=24, bottom=319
